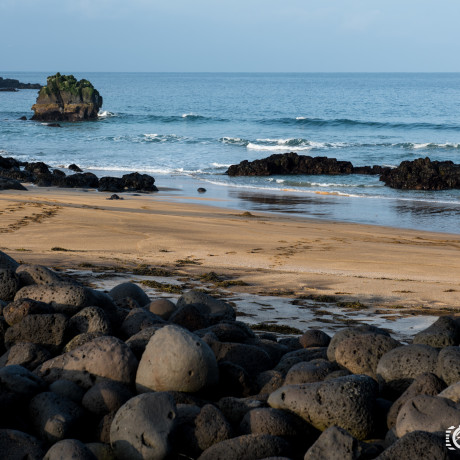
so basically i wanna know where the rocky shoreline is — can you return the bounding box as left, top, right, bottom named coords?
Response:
left=0, top=77, right=41, bottom=90
left=0, top=249, right=459, bottom=459
left=226, top=152, right=460, bottom=191
left=0, top=155, right=158, bottom=193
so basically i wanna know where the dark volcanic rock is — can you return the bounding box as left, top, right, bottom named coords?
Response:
left=0, top=177, right=27, bottom=191
left=68, top=163, right=83, bottom=172
left=0, top=429, right=45, bottom=460
left=62, top=172, right=99, bottom=188
left=380, top=157, right=460, bottom=190
left=31, top=73, right=102, bottom=122
left=226, top=152, right=355, bottom=176
left=122, top=172, right=158, bottom=192
left=0, top=77, right=41, bottom=90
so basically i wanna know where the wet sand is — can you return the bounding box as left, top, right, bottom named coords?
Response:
left=0, top=186, right=459, bottom=312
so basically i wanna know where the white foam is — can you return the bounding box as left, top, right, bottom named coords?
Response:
left=412, top=143, right=430, bottom=149
left=98, top=110, right=117, bottom=118
left=211, top=162, right=232, bottom=168
left=247, top=143, right=313, bottom=151
left=296, top=116, right=307, bottom=120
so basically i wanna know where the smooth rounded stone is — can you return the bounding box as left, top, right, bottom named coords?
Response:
left=136, top=325, right=218, bottom=393
left=49, top=379, right=86, bottom=404
left=63, top=332, right=105, bottom=353
left=16, top=264, right=63, bottom=286
left=176, top=290, right=236, bottom=323
left=36, top=336, right=138, bottom=389
left=395, top=394, right=460, bottom=437
left=304, top=425, right=379, bottom=460
left=217, top=396, right=268, bottom=424
left=44, top=439, right=97, bottom=460
left=436, top=346, right=460, bottom=386
left=413, top=316, right=460, bottom=348
left=120, top=308, right=165, bottom=338
left=14, top=282, right=99, bottom=308
left=3, top=298, right=54, bottom=326
left=0, top=250, right=19, bottom=271
left=169, top=303, right=211, bottom=331
left=387, top=373, right=446, bottom=429
left=335, top=333, right=400, bottom=378
left=0, top=269, right=20, bottom=301
left=376, top=344, right=439, bottom=392
left=268, top=375, right=379, bottom=440
left=300, top=330, right=331, bottom=348
left=125, top=326, right=161, bottom=360
left=327, top=325, right=390, bottom=362
left=196, top=321, right=256, bottom=343
left=439, top=381, right=460, bottom=402
left=0, top=429, right=45, bottom=460
left=110, top=392, right=177, bottom=460
left=0, top=364, right=46, bottom=397
left=274, top=348, right=328, bottom=376
left=217, top=361, right=255, bottom=397
left=197, top=434, right=292, bottom=460
left=240, top=407, right=316, bottom=442
left=193, top=404, right=233, bottom=452
left=82, top=380, right=133, bottom=416
left=256, top=370, right=285, bottom=395
left=376, top=430, right=450, bottom=460
left=29, top=392, right=87, bottom=444
left=284, top=359, right=338, bottom=385
left=0, top=342, right=52, bottom=370
left=108, top=282, right=150, bottom=308
left=69, top=307, right=112, bottom=336
left=210, top=341, right=273, bottom=376
left=4, top=313, right=68, bottom=353
left=147, top=298, right=177, bottom=319
left=85, top=443, right=116, bottom=460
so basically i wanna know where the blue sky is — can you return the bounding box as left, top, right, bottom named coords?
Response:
left=1, top=0, right=460, bottom=72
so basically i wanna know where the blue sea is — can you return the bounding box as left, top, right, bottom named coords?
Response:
left=1, top=72, right=460, bottom=233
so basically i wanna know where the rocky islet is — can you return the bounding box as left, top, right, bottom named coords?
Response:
left=0, top=249, right=458, bottom=458
left=226, top=152, right=460, bottom=191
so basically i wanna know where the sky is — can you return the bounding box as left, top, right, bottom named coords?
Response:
left=1, top=0, right=460, bottom=72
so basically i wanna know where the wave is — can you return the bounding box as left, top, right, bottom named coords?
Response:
left=211, top=162, right=233, bottom=168
left=261, top=116, right=460, bottom=131
left=98, top=110, right=117, bottom=119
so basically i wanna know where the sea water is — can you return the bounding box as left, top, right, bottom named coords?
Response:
left=1, top=72, right=459, bottom=233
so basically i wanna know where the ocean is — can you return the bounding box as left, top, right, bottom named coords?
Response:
left=1, top=72, right=460, bottom=233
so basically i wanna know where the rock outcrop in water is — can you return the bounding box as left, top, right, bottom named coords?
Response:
left=0, top=249, right=458, bottom=458
left=379, top=157, right=460, bottom=190
left=31, top=73, right=102, bottom=122
left=226, top=152, right=387, bottom=177
left=226, top=153, right=460, bottom=191
left=0, top=77, right=41, bottom=90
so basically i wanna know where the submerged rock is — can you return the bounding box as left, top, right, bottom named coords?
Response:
left=31, top=73, right=102, bottom=122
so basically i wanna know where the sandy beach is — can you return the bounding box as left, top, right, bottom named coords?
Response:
left=0, top=186, right=459, bottom=312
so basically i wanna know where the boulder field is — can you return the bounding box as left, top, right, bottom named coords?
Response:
left=0, top=249, right=459, bottom=459
left=0, top=154, right=158, bottom=193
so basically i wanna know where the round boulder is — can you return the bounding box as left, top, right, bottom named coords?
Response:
left=413, top=316, right=460, bottom=348
left=300, top=330, right=331, bottom=348
left=0, top=250, right=19, bottom=271
left=335, top=333, right=400, bottom=378
left=0, top=429, right=45, bottom=460
left=284, top=359, right=338, bottom=385
left=110, top=392, right=177, bottom=460
left=147, top=298, right=177, bottom=319
left=16, top=264, right=63, bottom=286
left=44, top=439, right=96, bottom=460
left=82, top=380, right=133, bottom=416
left=436, top=346, right=460, bottom=386
left=136, top=325, right=218, bottom=393
left=395, top=394, right=460, bottom=438
left=109, top=282, right=150, bottom=308
left=268, top=375, right=378, bottom=440
left=0, top=269, right=20, bottom=301
left=36, top=336, right=138, bottom=389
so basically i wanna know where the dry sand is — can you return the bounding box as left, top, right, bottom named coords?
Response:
left=0, top=186, right=459, bottom=311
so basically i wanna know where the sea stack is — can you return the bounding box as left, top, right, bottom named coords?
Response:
left=31, top=73, right=102, bottom=122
